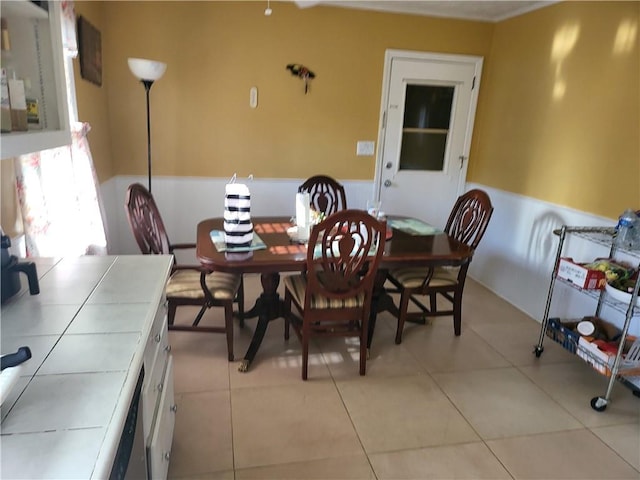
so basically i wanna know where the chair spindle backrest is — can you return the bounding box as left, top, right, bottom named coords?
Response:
left=125, top=183, right=172, bottom=255
left=305, top=210, right=385, bottom=304
left=298, top=175, right=347, bottom=217
left=445, top=189, right=494, bottom=249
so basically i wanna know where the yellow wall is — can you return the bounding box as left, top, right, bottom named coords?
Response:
left=74, top=1, right=113, bottom=181
left=76, top=1, right=492, bottom=181
left=471, top=1, right=639, bottom=216
left=75, top=1, right=639, bottom=218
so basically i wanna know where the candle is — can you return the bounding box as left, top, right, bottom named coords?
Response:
left=295, top=192, right=310, bottom=241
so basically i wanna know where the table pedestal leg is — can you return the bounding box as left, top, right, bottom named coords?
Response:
left=367, top=269, right=399, bottom=351
left=239, top=272, right=284, bottom=372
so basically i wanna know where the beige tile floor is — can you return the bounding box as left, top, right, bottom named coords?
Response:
left=167, top=274, right=640, bottom=480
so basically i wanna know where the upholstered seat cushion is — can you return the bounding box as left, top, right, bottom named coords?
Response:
left=388, top=266, right=459, bottom=289
left=166, top=270, right=241, bottom=300
left=284, top=274, right=364, bottom=309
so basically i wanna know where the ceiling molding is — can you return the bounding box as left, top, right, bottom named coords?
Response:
left=293, top=1, right=558, bottom=23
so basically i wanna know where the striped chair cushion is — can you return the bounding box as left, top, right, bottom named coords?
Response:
left=166, top=270, right=241, bottom=300
left=284, top=274, right=365, bottom=309
left=389, top=266, right=459, bottom=289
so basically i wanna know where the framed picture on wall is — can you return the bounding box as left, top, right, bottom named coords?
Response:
left=77, top=16, right=102, bottom=86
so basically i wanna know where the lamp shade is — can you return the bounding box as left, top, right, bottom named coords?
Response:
left=128, top=58, right=167, bottom=81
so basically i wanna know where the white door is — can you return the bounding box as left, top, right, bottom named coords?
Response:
left=374, top=50, right=482, bottom=228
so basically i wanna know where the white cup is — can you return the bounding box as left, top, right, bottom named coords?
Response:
left=367, top=199, right=381, bottom=217
left=577, top=320, right=595, bottom=336
left=295, top=192, right=310, bottom=241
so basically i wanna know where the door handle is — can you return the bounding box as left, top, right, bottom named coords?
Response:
left=384, top=180, right=392, bottom=188
left=385, top=162, right=393, bottom=169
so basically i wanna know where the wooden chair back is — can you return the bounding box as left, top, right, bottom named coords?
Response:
left=298, top=175, right=347, bottom=217
left=284, top=209, right=386, bottom=378
left=386, top=189, right=494, bottom=341
left=125, top=183, right=171, bottom=255
left=445, top=189, right=494, bottom=249
left=305, top=209, right=384, bottom=309
left=124, top=182, right=243, bottom=361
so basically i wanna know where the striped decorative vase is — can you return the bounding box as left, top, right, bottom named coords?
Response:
left=224, top=183, right=253, bottom=248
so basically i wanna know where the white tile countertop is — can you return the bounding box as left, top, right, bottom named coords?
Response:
left=0, top=255, right=173, bottom=479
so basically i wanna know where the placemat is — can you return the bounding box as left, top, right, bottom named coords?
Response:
left=210, top=230, right=267, bottom=252
left=388, top=218, right=442, bottom=236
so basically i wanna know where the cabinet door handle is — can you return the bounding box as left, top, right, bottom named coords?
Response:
left=155, top=333, right=161, bottom=343
left=157, top=382, right=163, bottom=393
left=170, top=404, right=178, bottom=413
left=164, top=344, right=172, bottom=353
left=164, top=452, right=171, bottom=462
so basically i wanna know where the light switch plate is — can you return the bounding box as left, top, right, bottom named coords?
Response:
left=249, top=87, right=258, bottom=108
left=356, top=141, right=375, bottom=156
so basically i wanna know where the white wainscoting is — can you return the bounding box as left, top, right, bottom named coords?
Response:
left=102, top=177, right=636, bottom=338
left=102, top=175, right=377, bottom=257
left=464, top=183, right=639, bottom=338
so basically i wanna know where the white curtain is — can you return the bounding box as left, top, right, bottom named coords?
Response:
left=11, top=1, right=108, bottom=257
left=14, top=122, right=107, bottom=257
left=61, top=0, right=78, bottom=56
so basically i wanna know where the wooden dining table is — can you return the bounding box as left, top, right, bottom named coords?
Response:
left=197, top=216, right=474, bottom=372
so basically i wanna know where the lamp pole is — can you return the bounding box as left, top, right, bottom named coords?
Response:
left=142, top=79, right=154, bottom=193
left=128, top=57, right=166, bottom=195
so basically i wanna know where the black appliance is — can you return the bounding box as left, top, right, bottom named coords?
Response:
left=1, top=230, right=39, bottom=304
left=110, top=367, right=148, bottom=480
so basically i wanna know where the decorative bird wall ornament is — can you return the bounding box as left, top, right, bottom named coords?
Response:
left=286, top=64, right=315, bottom=94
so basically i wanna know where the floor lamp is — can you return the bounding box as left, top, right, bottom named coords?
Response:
left=127, top=58, right=167, bottom=193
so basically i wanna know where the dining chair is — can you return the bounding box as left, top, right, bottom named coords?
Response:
left=298, top=175, right=347, bottom=217
left=125, top=183, right=243, bottom=361
left=283, top=209, right=386, bottom=380
left=386, top=189, right=494, bottom=342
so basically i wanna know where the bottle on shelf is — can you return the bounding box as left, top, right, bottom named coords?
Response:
left=7, top=72, right=28, bottom=131
left=1, top=18, right=12, bottom=133
left=2, top=26, right=27, bottom=132
left=1, top=68, right=11, bottom=133
left=24, top=78, right=41, bottom=130
left=633, top=213, right=640, bottom=250
left=1, top=18, right=10, bottom=52
left=614, top=208, right=639, bottom=250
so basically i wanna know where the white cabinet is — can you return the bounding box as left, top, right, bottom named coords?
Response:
left=142, top=298, right=176, bottom=480
left=148, top=356, right=176, bottom=480
left=0, top=255, right=175, bottom=480
left=1, top=0, right=70, bottom=159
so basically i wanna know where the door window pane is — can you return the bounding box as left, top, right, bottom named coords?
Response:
left=399, top=85, right=454, bottom=172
